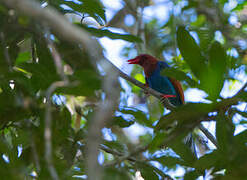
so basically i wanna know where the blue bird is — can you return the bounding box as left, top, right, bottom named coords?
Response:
left=127, top=54, right=196, bottom=156
left=127, top=54, right=184, bottom=106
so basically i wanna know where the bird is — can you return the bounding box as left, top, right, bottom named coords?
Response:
left=127, top=54, right=196, bottom=156
left=127, top=54, right=184, bottom=106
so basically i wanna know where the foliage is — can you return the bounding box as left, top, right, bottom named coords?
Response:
left=0, top=0, right=247, bottom=179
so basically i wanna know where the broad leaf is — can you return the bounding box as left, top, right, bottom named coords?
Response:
left=201, top=41, right=227, bottom=100
left=176, top=26, right=207, bottom=80
left=78, top=24, right=142, bottom=42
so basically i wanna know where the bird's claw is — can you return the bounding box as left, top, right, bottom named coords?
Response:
left=160, top=94, right=176, bottom=104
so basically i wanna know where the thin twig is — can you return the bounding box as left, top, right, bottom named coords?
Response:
left=45, top=81, right=69, bottom=180
left=31, top=37, right=36, bottom=62
left=104, top=144, right=149, bottom=167
left=236, top=81, right=247, bottom=95
left=100, top=144, right=136, bottom=162
left=45, top=29, right=68, bottom=82
left=31, top=135, right=40, bottom=172
left=100, top=144, right=174, bottom=179
left=198, top=124, right=218, bottom=148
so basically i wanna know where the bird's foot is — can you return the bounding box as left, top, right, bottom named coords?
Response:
left=160, top=94, right=176, bottom=104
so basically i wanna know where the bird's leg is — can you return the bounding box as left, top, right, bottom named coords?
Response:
left=160, top=94, right=176, bottom=104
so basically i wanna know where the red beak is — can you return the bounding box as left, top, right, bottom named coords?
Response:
left=127, top=57, right=140, bottom=64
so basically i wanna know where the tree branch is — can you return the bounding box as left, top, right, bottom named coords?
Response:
left=6, top=0, right=243, bottom=172
left=45, top=81, right=68, bottom=180
left=86, top=65, right=120, bottom=180
left=45, top=30, right=68, bottom=82
left=3, top=0, right=217, bottom=152
left=3, top=0, right=102, bottom=66
left=198, top=124, right=217, bottom=148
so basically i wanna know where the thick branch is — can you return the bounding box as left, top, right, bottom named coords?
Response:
left=6, top=0, right=244, bottom=171
left=2, top=1, right=116, bottom=179
left=86, top=66, right=120, bottom=180
left=3, top=0, right=102, bottom=65
left=4, top=0, right=215, bottom=150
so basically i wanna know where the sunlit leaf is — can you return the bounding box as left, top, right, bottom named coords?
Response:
left=136, top=162, right=159, bottom=180
left=120, top=109, right=152, bottom=127
left=177, top=26, right=207, bottom=80
left=15, top=52, right=31, bottom=65
left=78, top=24, right=142, bottom=42
left=111, top=116, right=134, bottom=128
left=62, top=0, right=106, bottom=25
left=201, top=41, right=227, bottom=100
left=153, top=155, right=186, bottom=168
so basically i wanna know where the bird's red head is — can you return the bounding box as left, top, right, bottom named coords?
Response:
left=127, top=54, right=158, bottom=77
left=127, top=54, right=158, bottom=67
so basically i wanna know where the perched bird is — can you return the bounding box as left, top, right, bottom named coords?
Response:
left=127, top=54, right=196, bottom=155
left=127, top=54, right=184, bottom=106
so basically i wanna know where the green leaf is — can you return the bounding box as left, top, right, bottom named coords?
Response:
left=201, top=41, right=227, bottom=100
left=103, top=167, right=131, bottom=180
left=191, top=15, right=206, bottom=27
left=103, top=140, right=127, bottom=154
left=139, top=133, right=152, bottom=146
left=219, top=0, right=228, bottom=5
left=232, top=2, right=247, bottom=11
left=15, top=52, right=31, bottom=65
left=59, top=69, right=101, bottom=96
left=153, top=155, right=186, bottom=168
left=196, top=28, right=215, bottom=52
left=176, top=26, right=207, bottom=80
left=63, top=0, right=106, bottom=25
left=194, top=150, right=219, bottom=170
left=234, top=129, right=247, bottom=146
left=56, top=40, right=94, bottom=71
left=156, top=103, right=214, bottom=130
left=169, top=139, right=196, bottom=166
left=120, top=109, right=152, bottom=127
left=111, top=116, right=134, bottom=128
left=149, top=132, right=168, bottom=152
left=78, top=24, right=142, bottom=42
left=132, top=73, right=145, bottom=92
left=184, top=170, right=201, bottom=180
left=216, top=114, right=234, bottom=154
left=21, top=63, right=59, bottom=91
left=136, top=162, right=159, bottom=180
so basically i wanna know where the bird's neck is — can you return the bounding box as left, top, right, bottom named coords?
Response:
left=143, top=61, right=158, bottom=77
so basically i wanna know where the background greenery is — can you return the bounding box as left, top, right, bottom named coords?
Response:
left=0, top=0, right=247, bottom=179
